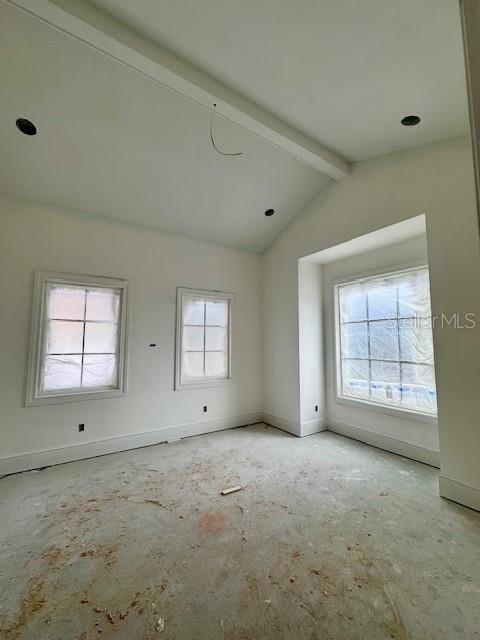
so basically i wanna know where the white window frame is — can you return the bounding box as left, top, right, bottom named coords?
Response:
left=26, top=270, right=128, bottom=406
left=175, top=287, right=233, bottom=391
left=333, top=262, right=437, bottom=424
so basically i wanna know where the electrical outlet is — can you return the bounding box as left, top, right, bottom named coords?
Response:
left=203, top=406, right=207, bottom=413
left=78, top=423, right=85, bottom=432
left=315, top=405, right=318, bottom=412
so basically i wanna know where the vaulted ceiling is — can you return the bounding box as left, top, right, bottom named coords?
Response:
left=86, top=0, right=470, bottom=161
left=0, top=0, right=469, bottom=251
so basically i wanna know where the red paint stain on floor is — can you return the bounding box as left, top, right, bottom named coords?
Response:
left=199, top=512, right=226, bottom=534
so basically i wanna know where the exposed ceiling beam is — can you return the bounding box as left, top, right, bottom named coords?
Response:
left=6, top=0, right=350, bottom=179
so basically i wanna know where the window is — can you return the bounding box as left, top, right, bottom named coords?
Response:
left=26, top=271, right=128, bottom=405
left=335, top=267, right=437, bottom=416
left=175, top=288, right=233, bottom=390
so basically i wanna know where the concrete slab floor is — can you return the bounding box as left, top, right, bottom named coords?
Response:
left=0, top=424, right=479, bottom=640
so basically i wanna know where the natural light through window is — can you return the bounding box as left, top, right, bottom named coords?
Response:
left=27, top=272, right=127, bottom=405
left=176, top=288, right=232, bottom=389
left=335, top=267, right=437, bottom=416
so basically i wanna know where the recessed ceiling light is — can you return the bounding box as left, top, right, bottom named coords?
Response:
left=16, top=118, right=37, bottom=136
left=264, top=208, right=275, bottom=217
left=401, top=115, right=421, bottom=127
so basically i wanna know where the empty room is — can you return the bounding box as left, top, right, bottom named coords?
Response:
left=1, top=1, right=480, bottom=638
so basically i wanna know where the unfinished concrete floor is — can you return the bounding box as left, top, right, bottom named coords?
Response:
left=1, top=424, right=479, bottom=640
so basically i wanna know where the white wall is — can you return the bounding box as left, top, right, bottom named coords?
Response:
left=321, top=235, right=439, bottom=467
left=0, top=194, right=262, bottom=473
left=297, top=260, right=325, bottom=435
left=263, top=136, right=480, bottom=510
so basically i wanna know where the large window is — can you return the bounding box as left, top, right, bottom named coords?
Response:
left=335, top=267, right=436, bottom=416
left=26, top=271, right=128, bottom=405
left=175, top=288, right=232, bottom=390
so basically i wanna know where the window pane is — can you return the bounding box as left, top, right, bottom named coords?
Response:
left=206, top=300, right=228, bottom=326
left=341, top=323, right=368, bottom=358
left=339, top=284, right=367, bottom=322
left=367, top=282, right=397, bottom=320
left=369, top=320, right=399, bottom=360
left=342, top=359, right=369, bottom=398
left=47, top=284, right=85, bottom=320
left=184, top=326, right=204, bottom=351
left=82, top=354, right=117, bottom=388
left=371, top=361, right=401, bottom=404
left=84, top=322, right=118, bottom=353
left=402, top=364, right=437, bottom=413
left=403, top=362, right=435, bottom=387
left=182, top=352, right=204, bottom=380
left=46, top=320, right=84, bottom=354
left=399, top=321, right=434, bottom=364
left=205, top=352, right=228, bottom=378
left=371, top=360, right=400, bottom=383
left=398, top=271, right=431, bottom=318
left=337, top=268, right=436, bottom=415
left=205, top=326, right=227, bottom=351
left=43, top=355, right=82, bottom=391
left=85, top=287, right=120, bottom=322
left=183, top=298, right=205, bottom=325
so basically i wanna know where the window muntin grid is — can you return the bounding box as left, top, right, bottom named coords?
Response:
left=180, top=294, right=230, bottom=384
left=336, top=267, right=437, bottom=415
left=40, top=283, right=122, bottom=393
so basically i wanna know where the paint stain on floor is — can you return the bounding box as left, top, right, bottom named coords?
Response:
left=199, top=512, right=226, bottom=534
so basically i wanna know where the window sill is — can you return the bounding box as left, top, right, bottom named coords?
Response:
left=175, top=378, right=232, bottom=391
left=26, top=388, right=126, bottom=407
left=334, top=395, right=437, bottom=424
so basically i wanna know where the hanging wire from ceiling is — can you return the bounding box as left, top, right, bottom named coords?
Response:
left=209, top=103, right=243, bottom=157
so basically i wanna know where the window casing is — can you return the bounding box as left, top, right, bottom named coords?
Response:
left=335, top=266, right=437, bottom=417
left=26, top=271, right=128, bottom=406
left=175, top=288, right=233, bottom=390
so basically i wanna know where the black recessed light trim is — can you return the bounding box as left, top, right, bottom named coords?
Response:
left=401, top=115, right=421, bottom=127
left=264, top=208, right=275, bottom=217
left=16, top=118, right=37, bottom=136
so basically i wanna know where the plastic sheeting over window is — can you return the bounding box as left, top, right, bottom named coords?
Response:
left=181, top=295, right=230, bottom=384
left=336, top=268, right=437, bottom=415
left=42, top=284, right=121, bottom=392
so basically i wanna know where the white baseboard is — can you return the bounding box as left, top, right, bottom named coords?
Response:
left=327, top=419, right=440, bottom=468
left=262, top=413, right=326, bottom=438
left=0, top=412, right=263, bottom=476
left=439, top=475, right=480, bottom=512
left=263, top=412, right=301, bottom=437
left=300, top=418, right=327, bottom=437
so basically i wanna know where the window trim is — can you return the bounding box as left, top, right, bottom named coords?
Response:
left=26, top=270, right=128, bottom=406
left=333, top=262, right=437, bottom=424
left=175, top=287, right=233, bottom=391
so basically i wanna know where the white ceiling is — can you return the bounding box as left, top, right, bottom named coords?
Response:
left=0, top=2, right=328, bottom=252
left=0, top=0, right=469, bottom=252
left=85, top=0, right=470, bottom=161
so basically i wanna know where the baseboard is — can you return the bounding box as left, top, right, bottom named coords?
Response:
left=0, top=412, right=263, bottom=475
left=262, top=413, right=326, bottom=438
left=439, top=475, right=480, bottom=512
left=300, top=418, right=327, bottom=437
left=327, top=419, right=440, bottom=468
left=263, top=412, right=301, bottom=437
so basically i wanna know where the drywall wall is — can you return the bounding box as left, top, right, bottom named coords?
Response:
left=0, top=194, right=262, bottom=473
left=298, top=260, right=325, bottom=435
left=461, top=0, right=480, bottom=214
left=321, top=235, right=439, bottom=467
left=263, top=136, right=480, bottom=509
